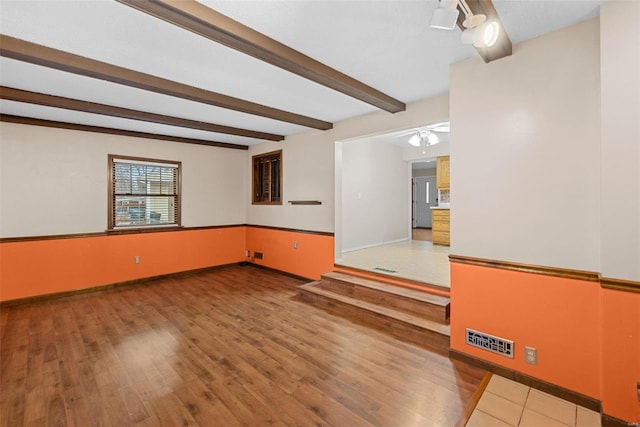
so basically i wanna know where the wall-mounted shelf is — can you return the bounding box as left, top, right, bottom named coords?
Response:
left=288, top=200, right=322, bottom=205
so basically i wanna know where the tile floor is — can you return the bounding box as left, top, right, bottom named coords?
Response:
left=467, top=375, right=601, bottom=427
left=338, top=239, right=450, bottom=288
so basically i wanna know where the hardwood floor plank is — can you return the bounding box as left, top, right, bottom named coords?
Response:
left=144, top=392, right=199, bottom=427
left=173, top=378, right=242, bottom=427
left=45, top=394, right=68, bottom=427
left=1, top=265, right=486, bottom=426
left=289, top=378, right=372, bottom=427
left=209, top=374, right=287, bottom=426
left=24, top=384, right=46, bottom=424
left=62, top=386, right=98, bottom=427
left=0, top=308, right=8, bottom=341
left=2, top=394, right=26, bottom=427
left=0, top=335, right=28, bottom=397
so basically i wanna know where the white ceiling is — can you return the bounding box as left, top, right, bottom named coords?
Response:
left=0, top=0, right=607, bottom=147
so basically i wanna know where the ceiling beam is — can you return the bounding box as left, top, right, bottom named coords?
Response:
left=1, top=86, right=284, bottom=141
left=116, top=0, right=406, bottom=114
left=456, top=0, right=512, bottom=63
left=0, top=35, right=332, bottom=130
left=0, top=115, right=249, bottom=150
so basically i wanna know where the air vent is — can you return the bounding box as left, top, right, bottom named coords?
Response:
left=373, top=267, right=397, bottom=273
left=466, top=328, right=514, bottom=358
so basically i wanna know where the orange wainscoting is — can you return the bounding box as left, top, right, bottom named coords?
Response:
left=450, top=262, right=602, bottom=400
left=245, top=226, right=334, bottom=281
left=0, top=227, right=246, bottom=302
left=601, top=288, right=640, bottom=423
left=1, top=226, right=335, bottom=303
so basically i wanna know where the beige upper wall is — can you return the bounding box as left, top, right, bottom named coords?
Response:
left=341, top=138, right=408, bottom=252
left=247, top=94, right=450, bottom=233
left=0, top=93, right=449, bottom=238
left=0, top=123, right=247, bottom=238
left=600, top=0, right=640, bottom=281
left=450, top=18, right=601, bottom=271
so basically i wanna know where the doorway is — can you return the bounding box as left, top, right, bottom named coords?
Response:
left=334, top=123, right=451, bottom=287
left=411, top=161, right=437, bottom=241
left=414, top=175, right=437, bottom=228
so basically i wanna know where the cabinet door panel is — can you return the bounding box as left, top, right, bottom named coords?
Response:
left=432, top=230, right=450, bottom=245
left=436, top=156, right=450, bottom=189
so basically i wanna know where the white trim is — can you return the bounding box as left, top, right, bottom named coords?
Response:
left=113, top=158, right=179, bottom=168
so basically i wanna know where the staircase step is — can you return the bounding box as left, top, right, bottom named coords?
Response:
left=332, top=265, right=450, bottom=295
left=298, top=281, right=450, bottom=353
left=320, top=271, right=450, bottom=323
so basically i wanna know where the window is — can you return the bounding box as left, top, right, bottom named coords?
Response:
left=252, top=150, right=282, bottom=204
left=426, top=181, right=430, bottom=204
left=108, top=155, right=181, bottom=229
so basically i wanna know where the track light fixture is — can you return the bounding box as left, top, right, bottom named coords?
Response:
left=458, top=0, right=500, bottom=48
left=429, top=0, right=500, bottom=48
left=461, top=21, right=500, bottom=47
left=429, top=0, right=460, bottom=30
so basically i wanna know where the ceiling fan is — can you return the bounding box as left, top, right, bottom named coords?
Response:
left=370, top=121, right=449, bottom=153
left=405, top=121, right=450, bottom=149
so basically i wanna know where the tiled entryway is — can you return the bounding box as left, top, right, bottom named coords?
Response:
left=467, top=375, right=601, bottom=427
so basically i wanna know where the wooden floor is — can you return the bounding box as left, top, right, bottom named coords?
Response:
left=412, top=228, right=432, bottom=242
left=1, top=265, right=485, bottom=426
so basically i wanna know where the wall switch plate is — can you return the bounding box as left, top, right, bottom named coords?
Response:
left=293, top=241, right=298, bottom=249
left=524, top=346, right=537, bottom=365
left=134, top=256, right=140, bottom=264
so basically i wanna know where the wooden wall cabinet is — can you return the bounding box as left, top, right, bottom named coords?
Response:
left=437, top=156, right=450, bottom=189
left=432, top=209, right=450, bottom=246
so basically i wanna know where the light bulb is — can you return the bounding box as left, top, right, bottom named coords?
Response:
left=408, top=134, right=421, bottom=147
left=483, top=22, right=499, bottom=47
left=461, top=21, right=500, bottom=48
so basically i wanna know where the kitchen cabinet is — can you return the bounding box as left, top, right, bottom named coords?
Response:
left=432, top=208, right=450, bottom=246
left=437, top=156, right=450, bottom=189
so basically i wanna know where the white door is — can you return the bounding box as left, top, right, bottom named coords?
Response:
left=414, top=176, right=437, bottom=228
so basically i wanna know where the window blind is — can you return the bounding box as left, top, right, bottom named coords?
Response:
left=109, top=155, right=181, bottom=229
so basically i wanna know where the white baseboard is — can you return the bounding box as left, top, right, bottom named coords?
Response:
left=342, top=237, right=409, bottom=254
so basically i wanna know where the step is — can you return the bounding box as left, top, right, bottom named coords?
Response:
left=333, top=264, right=450, bottom=295
left=320, top=271, right=450, bottom=323
left=298, top=281, right=450, bottom=354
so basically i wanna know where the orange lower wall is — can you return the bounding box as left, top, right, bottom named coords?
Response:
left=0, top=227, right=246, bottom=302
left=450, top=262, right=601, bottom=399
left=601, top=288, right=640, bottom=422
left=451, top=262, right=640, bottom=423
left=0, top=226, right=334, bottom=303
left=245, top=226, right=334, bottom=280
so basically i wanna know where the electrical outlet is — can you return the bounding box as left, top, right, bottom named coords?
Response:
left=293, top=241, right=298, bottom=249
left=524, top=346, right=537, bottom=365
left=245, top=250, right=250, bottom=257
left=134, top=256, right=140, bottom=264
